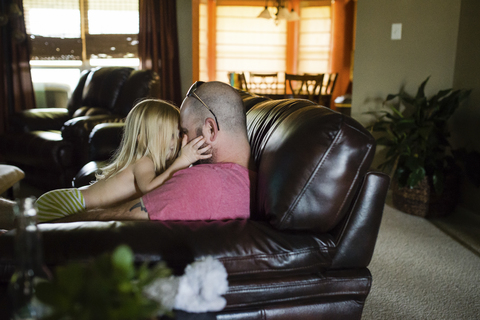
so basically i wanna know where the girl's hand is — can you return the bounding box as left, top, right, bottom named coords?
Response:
left=176, top=135, right=212, bottom=167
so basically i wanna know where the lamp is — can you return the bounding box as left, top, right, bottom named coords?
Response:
left=287, top=9, right=300, bottom=21
left=257, top=6, right=272, bottom=19
left=257, top=1, right=299, bottom=23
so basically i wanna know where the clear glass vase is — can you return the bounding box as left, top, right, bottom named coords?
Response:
left=9, top=197, right=51, bottom=320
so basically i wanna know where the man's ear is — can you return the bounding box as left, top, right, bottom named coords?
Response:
left=204, top=118, right=218, bottom=142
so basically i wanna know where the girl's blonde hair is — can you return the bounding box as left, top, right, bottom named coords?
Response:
left=97, top=99, right=180, bottom=181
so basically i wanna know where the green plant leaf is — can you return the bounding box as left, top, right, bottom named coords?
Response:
left=415, top=76, right=430, bottom=100
left=112, top=245, right=135, bottom=278
left=407, top=166, right=426, bottom=188
left=386, top=103, right=404, bottom=118
left=386, top=93, right=399, bottom=101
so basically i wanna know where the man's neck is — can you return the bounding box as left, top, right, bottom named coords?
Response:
left=214, top=138, right=253, bottom=170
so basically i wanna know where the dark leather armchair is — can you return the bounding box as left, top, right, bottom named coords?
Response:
left=0, top=92, right=389, bottom=319
left=0, top=67, right=159, bottom=189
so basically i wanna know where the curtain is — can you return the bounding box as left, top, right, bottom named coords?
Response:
left=139, top=0, right=182, bottom=106
left=0, top=0, right=35, bottom=135
left=330, top=0, right=355, bottom=108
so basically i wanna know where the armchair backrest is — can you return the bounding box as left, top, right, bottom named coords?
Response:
left=246, top=98, right=376, bottom=232
left=81, top=67, right=133, bottom=112
left=67, top=67, right=158, bottom=118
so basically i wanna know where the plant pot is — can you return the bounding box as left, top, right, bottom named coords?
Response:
left=391, top=174, right=460, bottom=218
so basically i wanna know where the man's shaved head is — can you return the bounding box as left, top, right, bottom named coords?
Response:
left=181, top=81, right=246, bottom=135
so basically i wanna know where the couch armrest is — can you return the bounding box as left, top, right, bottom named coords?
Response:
left=9, top=108, right=71, bottom=133
left=330, top=171, right=390, bottom=269
left=88, top=123, right=124, bottom=161
left=61, top=114, right=125, bottom=141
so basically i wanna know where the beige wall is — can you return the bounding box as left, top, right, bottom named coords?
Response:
left=352, top=0, right=461, bottom=123
left=353, top=0, right=480, bottom=214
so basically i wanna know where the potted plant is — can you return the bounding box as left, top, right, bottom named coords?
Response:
left=367, top=77, right=471, bottom=217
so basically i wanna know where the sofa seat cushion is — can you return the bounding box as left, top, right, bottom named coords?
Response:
left=0, top=220, right=335, bottom=281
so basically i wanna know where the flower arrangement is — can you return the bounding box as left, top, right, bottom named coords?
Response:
left=34, top=245, right=228, bottom=319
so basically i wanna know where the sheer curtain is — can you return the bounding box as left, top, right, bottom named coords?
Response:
left=0, top=0, right=35, bottom=136
left=138, top=0, right=181, bottom=106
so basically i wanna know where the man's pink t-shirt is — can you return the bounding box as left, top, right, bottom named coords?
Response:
left=143, top=162, right=254, bottom=221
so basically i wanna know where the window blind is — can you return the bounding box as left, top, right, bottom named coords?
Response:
left=215, top=5, right=287, bottom=82
left=298, top=5, right=331, bottom=74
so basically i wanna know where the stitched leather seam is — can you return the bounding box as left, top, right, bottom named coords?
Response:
left=227, top=277, right=370, bottom=293
left=279, top=115, right=344, bottom=228
left=219, top=247, right=330, bottom=262
left=226, top=290, right=368, bottom=309
left=225, top=261, right=327, bottom=276
left=335, top=122, right=373, bottom=224
left=332, top=173, right=369, bottom=245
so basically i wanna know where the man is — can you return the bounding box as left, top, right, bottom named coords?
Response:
left=0, top=81, right=255, bottom=227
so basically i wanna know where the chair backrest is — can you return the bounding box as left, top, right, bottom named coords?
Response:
left=321, top=73, right=338, bottom=95
left=284, top=73, right=324, bottom=103
left=248, top=73, right=279, bottom=93
left=67, top=67, right=158, bottom=118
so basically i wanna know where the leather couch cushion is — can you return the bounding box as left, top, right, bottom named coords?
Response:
left=0, top=220, right=335, bottom=282
left=81, top=67, right=133, bottom=112
left=67, top=70, right=91, bottom=116
left=113, top=70, right=158, bottom=117
left=0, top=131, right=73, bottom=168
left=9, top=108, right=71, bottom=133
left=247, top=99, right=375, bottom=232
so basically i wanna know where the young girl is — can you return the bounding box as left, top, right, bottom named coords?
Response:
left=35, top=99, right=211, bottom=222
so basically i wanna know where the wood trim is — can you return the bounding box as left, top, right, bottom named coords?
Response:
left=286, top=0, right=300, bottom=74
left=207, top=0, right=216, bottom=81
left=217, top=1, right=266, bottom=6
left=192, top=0, right=200, bottom=82
left=80, top=0, right=88, bottom=67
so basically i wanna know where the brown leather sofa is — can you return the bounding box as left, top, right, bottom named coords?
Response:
left=0, top=67, right=159, bottom=189
left=0, top=92, right=389, bottom=319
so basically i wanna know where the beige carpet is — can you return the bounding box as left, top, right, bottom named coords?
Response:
left=362, top=196, right=480, bottom=320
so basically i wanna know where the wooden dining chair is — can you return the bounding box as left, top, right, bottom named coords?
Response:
left=319, top=73, right=338, bottom=108
left=248, top=72, right=279, bottom=93
left=284, top=73, right=325, bottom=103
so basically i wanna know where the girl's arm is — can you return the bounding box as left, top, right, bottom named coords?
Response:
left=133, top=135, right=211, bottom=194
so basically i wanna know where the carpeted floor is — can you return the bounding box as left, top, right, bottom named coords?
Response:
left=362, top=194, right=480, bottom=320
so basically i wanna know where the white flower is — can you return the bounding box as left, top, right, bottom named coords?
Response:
left=144, top=256, right=228, bottom=313
left=143, top=276, right=180, bottom=311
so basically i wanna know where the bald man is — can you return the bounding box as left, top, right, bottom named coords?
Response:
left=30, top=81, right=256, bottom=223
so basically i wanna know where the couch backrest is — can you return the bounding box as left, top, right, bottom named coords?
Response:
left=67, top=67, right=159, bottom=118
left=81, top=67, right=134, bottom=112
left=113, top=69, right=159, bottom=118
left=246, top=99, right=375, bottom=232
left=67, top=70, right=91, bottom=115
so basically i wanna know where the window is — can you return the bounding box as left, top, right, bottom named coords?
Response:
left=198, top=1, right=332, bottom=83
left=215, top=5, right=287, bottom=81
left=23, top=0, right=139, bottom=103
left=24, top=0, right=139, bottom=65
